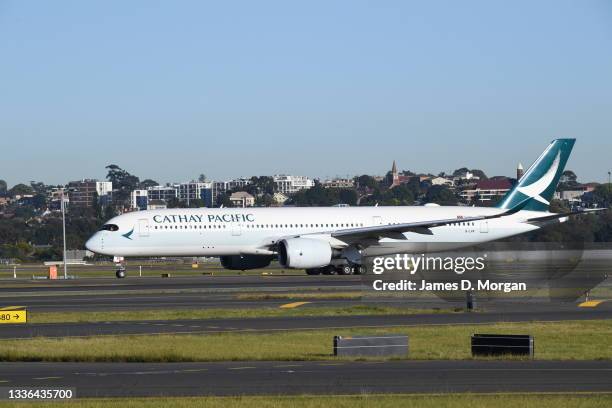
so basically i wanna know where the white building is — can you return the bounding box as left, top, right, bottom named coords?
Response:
left=96, top=181, right=113, bottom=196
left=459, top=179, right=512, bottom=203
left=272, top=192, right=289, bottom=205
left=131, top=189, right=149, bottom=210
left=228, top=178, right=251, bottom=190
left=177, top=182, right=213, bottom=206
left=322, top=178, right=355, bottom=189
left=429, top=177, right=454, bottom=187
left=147, top=199, right=167, bottom=210
left=273, top=175, right=314, bottom=195
left=147, top=185, right=177, bottom=202
left=554, top=188, right=587, bottom=203
left=453, top=171, right=480, bottom=183
left=212, top=178, right=252, bottom=204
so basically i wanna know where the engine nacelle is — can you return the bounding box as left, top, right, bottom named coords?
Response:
left=278, top=238, right=332, bottom=269
left=220, top=255, right=274, bottom=270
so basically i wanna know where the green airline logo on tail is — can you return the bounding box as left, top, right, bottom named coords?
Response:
left=497, top=139, right=575, bottom=212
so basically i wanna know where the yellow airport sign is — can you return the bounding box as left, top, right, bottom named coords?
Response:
left=0, top=307, right=27, bottom=324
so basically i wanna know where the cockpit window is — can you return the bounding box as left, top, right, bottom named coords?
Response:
left=100, top=224, right=119, bottom=232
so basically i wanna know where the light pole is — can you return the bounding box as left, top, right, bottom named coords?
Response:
left=61, top=188, right=68, bottom=279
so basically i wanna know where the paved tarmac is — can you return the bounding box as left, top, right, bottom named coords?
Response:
left=1, top=360, right=610, bottom=397
left=1, top=305, right=610, bottom=339
left=0, top=275, right=361, bottom=293
left=1, top=275, right=609, bottom=312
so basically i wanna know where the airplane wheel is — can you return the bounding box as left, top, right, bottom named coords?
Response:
left=305, top=268, right=321, bottom=275
left=339, top=265, right=354, bottom=275
left=354, top=265, right=365, bottom=275
left=116, top=269, right=126, bottom=279
left=322, top=266, right=337, bottom=275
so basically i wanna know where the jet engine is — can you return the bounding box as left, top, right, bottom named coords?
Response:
left=278, top=238, right=332, bottom=269
left=220, top=255, right=274, bottom=270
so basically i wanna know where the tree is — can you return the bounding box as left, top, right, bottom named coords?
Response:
left=247, top=176, right=275, bottom=195
left=188, top=199, right=206, bottom=208
left=359, top=185, right=413, bottom=206
left=594, top=210, right=612, bottom=242
left=106, top=164, right=140, bottom=207
left=140, top=179, right=158, bottom=189
left=549, top=199, right=570, bottom=214
left=198, top=174, right=207, bottom=183
left=8, top=184, right=33, bottom=197
left=470, top=169, right=488, bottom=180
left=558, top=170, right=579, bottom=190
left=405, top=178, right=423, bottom=198
left=355, top=175, right=378, bottom=190
left=103, top=205, right=117, bottom=221
left=29, top=181, right=47, bottom=195
left=425, top=185, right=457, bottom=205
left=590, top=184, right=612, bottom=208
left=13, top=206, right=36, bottom=219
left=529, top=214, right=597, bottom=243
left=452, top=168, right=487, bottom=180
left=166, top=197, right=183, bottom=208
left=215, top=193, right=233, bottom=208
left=31, top=194, right=48, bottom=210
left=289, top=184, right=358, bottom=207
left=452, top=167, right=470, bottom=177
left=561, top=170, right=577, bottom=184
left=0, top=179, right=7, bottom=195
left=255, top=194, right=275, bottom=207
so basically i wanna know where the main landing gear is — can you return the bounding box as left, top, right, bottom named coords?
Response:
left=305, top=264, right=365, bottom=276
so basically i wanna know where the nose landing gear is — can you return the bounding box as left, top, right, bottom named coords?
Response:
left=113, top=256, right=126, bottom=279
left=116, top=266, right=126, bottom=279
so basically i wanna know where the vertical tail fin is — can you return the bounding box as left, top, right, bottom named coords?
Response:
left=497, top=139, right=575, bottom=212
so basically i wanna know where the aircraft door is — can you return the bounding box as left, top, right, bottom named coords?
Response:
left=480, top=221, right=488, bottom=233
left=138, top=219, right=150, bottom=237
left=372, top=216, right=383, bottom=226
left=232, top=222, right=242, bottom=236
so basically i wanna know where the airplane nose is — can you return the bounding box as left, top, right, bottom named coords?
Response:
left=85, top=235, right=101, bottom=253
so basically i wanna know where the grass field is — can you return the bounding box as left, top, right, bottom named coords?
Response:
left=0, top=393, right=610, bottom=408
left=26, top=305, right=460, bottom=324
left=0, top=320, right=610, bottom=362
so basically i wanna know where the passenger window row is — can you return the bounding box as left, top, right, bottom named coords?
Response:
left=152, top=222, right=366, bottom=230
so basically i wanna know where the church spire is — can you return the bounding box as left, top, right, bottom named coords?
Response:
left=390, top=160, right=400, bottom=187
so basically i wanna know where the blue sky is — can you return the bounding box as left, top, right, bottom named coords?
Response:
left=0, top=0, right=611, bottom=186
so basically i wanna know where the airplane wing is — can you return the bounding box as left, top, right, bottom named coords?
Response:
left=526, top=208, right=607, bottom=223
left=330, top=206, right=521, bottom=242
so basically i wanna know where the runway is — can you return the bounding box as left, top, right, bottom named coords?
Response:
left=0, top=275, right=364, bottom=311
left=2, top=306, right=611, bottom=339
left=0, top=275, right=360, bottom=294
left=1, top=360, right=611, bottom=397
left=2, top=274, right=609, bottom=312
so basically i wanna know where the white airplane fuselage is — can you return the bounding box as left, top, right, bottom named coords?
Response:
left=85, top=206, right=545, bottom=258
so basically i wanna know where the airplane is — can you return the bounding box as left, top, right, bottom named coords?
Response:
left=86, top=139, right=604, bottom=278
